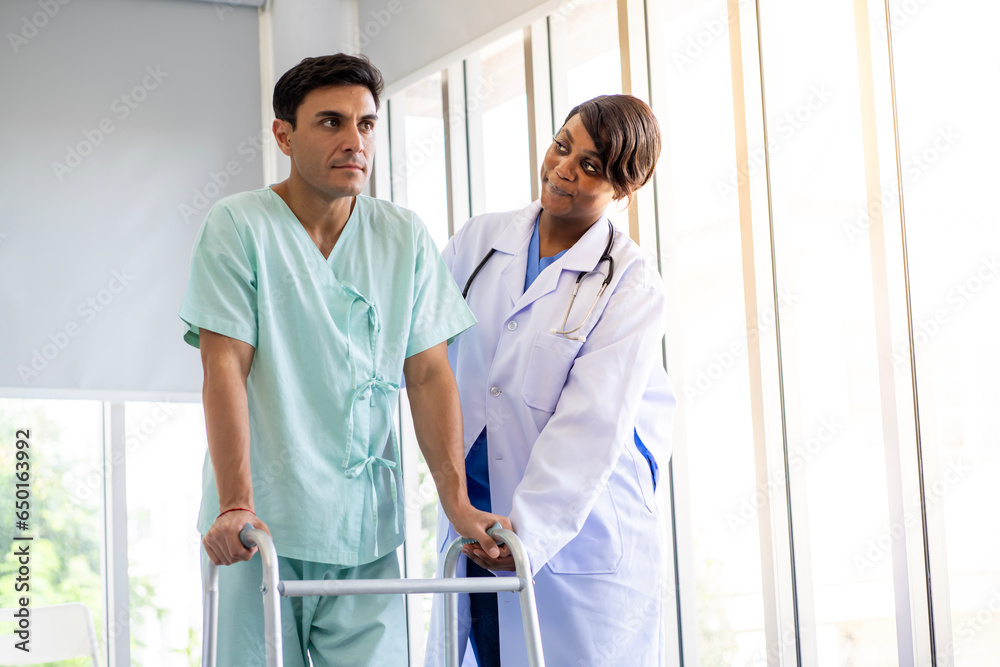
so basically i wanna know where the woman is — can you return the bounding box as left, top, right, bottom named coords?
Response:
left=428, top=94, right=675, bottom=666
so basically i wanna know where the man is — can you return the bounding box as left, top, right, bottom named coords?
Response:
left=179, top=54, right=508, bottom=666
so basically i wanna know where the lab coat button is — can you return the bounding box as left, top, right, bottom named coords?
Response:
left=507, top=321, right=518, bottom=331
left=490, top=386, right=502, bottom=397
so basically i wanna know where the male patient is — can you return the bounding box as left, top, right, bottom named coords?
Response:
left=179, top=54, right=508, bottom=666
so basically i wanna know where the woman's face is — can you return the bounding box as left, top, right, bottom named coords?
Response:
left=539, top=114, right=616, bottom=225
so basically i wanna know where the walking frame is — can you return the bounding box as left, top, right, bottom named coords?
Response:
left=202, top=522, right=546, bottom=667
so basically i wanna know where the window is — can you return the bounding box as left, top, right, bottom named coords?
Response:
left=648, top=0, right=768, bottom=661
left=0, top=398, right=206, bottom=666
left=888, top=0, right=1000, bottom=661
left=549, top=0, right=623, bottom=118
left=0, top=399, right=105, bottom=666
left=126, top=401, right=206, bottom=666
left=395, top=73, right=450, bottom=249
left=477, top=31, right=533, bottom=213
left=755, top=0, right=902, bottom=660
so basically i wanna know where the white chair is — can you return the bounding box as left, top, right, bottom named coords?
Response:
left=0, top=602, right=102, bottom=665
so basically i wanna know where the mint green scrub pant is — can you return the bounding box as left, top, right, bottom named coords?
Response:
left=203, top=550, right=408, bottom=667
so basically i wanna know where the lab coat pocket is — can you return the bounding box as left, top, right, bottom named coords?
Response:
left=521, top=331, right=583, bottom=413
left=546, top=485, right=624, bottom=575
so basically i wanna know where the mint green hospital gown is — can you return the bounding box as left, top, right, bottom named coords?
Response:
left=179, top=187, right=475, bottom=566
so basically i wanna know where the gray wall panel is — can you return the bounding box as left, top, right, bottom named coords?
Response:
left=0, top=0, right=262, bottom=396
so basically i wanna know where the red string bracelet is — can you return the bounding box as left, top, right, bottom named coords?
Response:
left=217, top=507, right=255, bottom=519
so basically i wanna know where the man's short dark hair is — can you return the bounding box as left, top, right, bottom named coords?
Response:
left=273, top=54, right=385, bottom=128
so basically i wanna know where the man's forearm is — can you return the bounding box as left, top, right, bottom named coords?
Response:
left=202, top=362, right=254, bottom=511
left=406, top=368, right=469, bottom=517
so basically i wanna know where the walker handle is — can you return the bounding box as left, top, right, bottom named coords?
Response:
left=239, top=522, right=256, bottom=549
left=454, top=521, right=506, bottom=547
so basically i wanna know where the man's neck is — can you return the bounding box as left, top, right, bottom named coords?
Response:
left=271, top=175, right=356, bottom=259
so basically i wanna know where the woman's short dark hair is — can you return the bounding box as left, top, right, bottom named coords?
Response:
left=563, top=95, right=662, bottom=200
left=273, top=54, right=385, bottom=128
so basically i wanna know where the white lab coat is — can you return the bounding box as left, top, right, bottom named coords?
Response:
left=425, top=201, right=676, bottom=667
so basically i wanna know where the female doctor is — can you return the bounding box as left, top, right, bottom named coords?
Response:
left=428, top=94, right=674, bottom=667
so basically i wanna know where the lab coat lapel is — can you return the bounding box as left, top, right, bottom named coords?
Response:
left=492, top=202, right=541, bottom=307
left=514, top=213, right=611, bottom=311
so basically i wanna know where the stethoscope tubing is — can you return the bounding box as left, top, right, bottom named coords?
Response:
left=462, top=220, right=615, bottom=341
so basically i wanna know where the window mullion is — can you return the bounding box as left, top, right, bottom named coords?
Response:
left=103, top=401, right=130, bottom=667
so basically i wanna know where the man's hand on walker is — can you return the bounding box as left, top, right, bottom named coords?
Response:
left=448, top=504, right=512, bottom=560
left=203, top=508, right=271, bottom=566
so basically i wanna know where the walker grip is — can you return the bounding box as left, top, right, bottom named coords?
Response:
left=456, top=521, right=506, bottom=547
left=239, top=522, right=256, bottom=549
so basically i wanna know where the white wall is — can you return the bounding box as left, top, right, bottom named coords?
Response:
left=0, top=0, right=262, bottom=398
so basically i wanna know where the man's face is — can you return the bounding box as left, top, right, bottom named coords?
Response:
left=274, top=84, right=377, bottom=199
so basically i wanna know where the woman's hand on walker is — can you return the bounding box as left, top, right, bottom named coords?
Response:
left=463, top=542, right=516, bottom=571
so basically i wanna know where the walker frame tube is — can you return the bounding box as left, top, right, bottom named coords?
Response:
left=202, top=524, right=546, bottom=667
left=443, top=527, right=546, bottom=667
left=201, top=559, right=219, bottom=667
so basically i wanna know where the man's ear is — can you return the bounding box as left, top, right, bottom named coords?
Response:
left=272, top=118, right=294, bottom=157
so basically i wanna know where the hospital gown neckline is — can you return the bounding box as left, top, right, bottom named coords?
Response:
left=265, top=185, right=359, bottom=266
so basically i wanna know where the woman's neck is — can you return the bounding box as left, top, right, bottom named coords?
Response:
left=537, top=209, right=600, bottom=258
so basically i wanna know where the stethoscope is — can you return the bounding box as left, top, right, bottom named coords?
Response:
left=462, top=220, right=615, bottom=342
